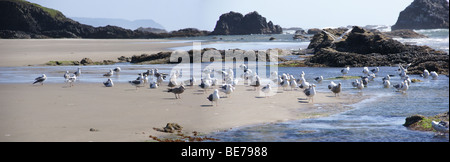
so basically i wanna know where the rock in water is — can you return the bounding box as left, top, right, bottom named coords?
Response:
left=392, top=0, right=449, bottom=30
left=211, top=11, right=282, bottom=35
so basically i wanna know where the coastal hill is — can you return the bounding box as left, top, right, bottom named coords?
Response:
left=392, top=0, right=449, bottom=30
left=211, top=11, right=282, bottom=35
left=70, top=17, right=165, bottom=30
left=0, top=0, right=208, bottom=38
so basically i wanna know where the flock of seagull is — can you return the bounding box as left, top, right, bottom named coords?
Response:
left=31, top=63, right=448, bottom=134
left=33, top=63, right=441, bottom=106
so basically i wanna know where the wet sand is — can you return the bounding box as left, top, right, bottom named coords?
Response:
left=0, top=83, right=364, bottom=142
left=0, top=39, right=191, bottom=67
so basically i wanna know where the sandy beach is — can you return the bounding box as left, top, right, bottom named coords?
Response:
left=0, top=39, right=192, bottom=67
left=0, top=82, right=364, bottom=142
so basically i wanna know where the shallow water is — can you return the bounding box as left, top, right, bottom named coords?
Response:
left=208, top=68, right=449, bottom=142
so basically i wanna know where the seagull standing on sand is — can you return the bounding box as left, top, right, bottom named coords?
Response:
left=103, top=78, right=114, bottom=87
left=199, top=79, right=212, bottom=93
left=167, top=85, right=185, bottom=99
left=328, top=81, right=341, bottom=97
left=250, top=75, right=261, bottom=90
left=298, top=77, right=310, bottom=89
left=129, top=75, right=144, bottom=90
left=303, top=84, right=316, bottom=103
left=220, top=84, right=234, bottom=97
left=33, top=74, right=47, bottom=85
left=261, top=84, right=272, bottom=98
left=431, top=121, right=449, bottom=135
left=290, top=75, right=298, bottom=91
left=66, top=74, right=77, bottom=87
left=149, top=79, right=158, bottom=89
left=341, top=67, right=350, bottom=76
left=207, top=89, right=220, bottom=106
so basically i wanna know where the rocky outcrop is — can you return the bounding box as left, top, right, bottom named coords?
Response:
left=404, top=112, right=449, bottom=131
left=392, top=0, right=449, bottom=30
left=306, top=26, right=449, bottom=75
left=382, top=29, right=428, bottom=38
left=0, top=0, right=209, bottom=39
left=211, top=11, right=282, bottom=35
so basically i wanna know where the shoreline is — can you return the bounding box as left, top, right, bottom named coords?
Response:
left=0, top=83, right=366, bottom=142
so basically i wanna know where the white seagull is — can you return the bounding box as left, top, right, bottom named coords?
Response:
left=303, top=84, right=316, bottom=103
left=207, top=89, right=220, bottom=106
left=430, top=71, right=439, bottom=80
left=33, top=74, right=47, bottom=85
left=341, top=67, right=350, bottom=76
left=103, top=78, right=114, bottom=87
left=261, top=84, right=272, bottom=98
left=431, top=121, right=449, bottom=135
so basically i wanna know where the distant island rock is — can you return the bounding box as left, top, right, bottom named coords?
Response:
left=211, top=11, right=282, bottom=35
left=0, top=0, right=209, bottom=39
left=392, top=0, right=449, bottom=30
left=70, top=17, right=165, bottom=30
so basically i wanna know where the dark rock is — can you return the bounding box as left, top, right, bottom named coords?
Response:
left=306, top=26, right=449, bottom=75
left=211, top=11, right=282, bottom=35
left=269, top=37, right=276, bottom=41
left=307, top=28, right=322, bottom=35
left=169, top=28, right=210, bottom=37
left=392, top=0, right=449, bottom=30
left=80, top=58, right=94, bottom=65
left=403, top=115, right=425, bottom=127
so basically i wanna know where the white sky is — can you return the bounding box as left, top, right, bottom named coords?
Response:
left=27, top=0, right=414, bottom=31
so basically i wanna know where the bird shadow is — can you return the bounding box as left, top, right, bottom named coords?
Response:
left=297, top=98, right=307, bottom=100
left=298, top=101, right=310, bottom=104
left=255, top=96, right=266, bottom=99
left=201, top=105, right=214, bottom=107
left=163, top=98, right=177, bottom=100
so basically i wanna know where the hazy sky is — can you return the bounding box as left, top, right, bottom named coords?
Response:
left=27, top=0, right=414, bottom=31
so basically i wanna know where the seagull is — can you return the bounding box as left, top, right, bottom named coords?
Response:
left=328, top=81, right=341, bottom=97
left=199, top=79, right=212, bottom=93
left=66, top=74, right=77, bottom=87
left=361, top=76, right=369, bottom=87
left=129, top=77, right=144, bottom=90
left=298, top=77, right=310, bottom=89
left=362, top=67, right=370, bottom=75
left=63, top=71, right=70, bottom=80
left=370, top=67, right=380, bottom=74
left=74, top=67, right=81, bottom=77
left=207, top=89, right=220, bottom=106
left=303, top=84, right=316, bottom=103
left=103, top=78, right=114, bottom=87
left=351, top=79, right=360, bottom=88
left=431, top=121, right=449, bottom=135
left=219, top=84, right=234, bottom=97
left=393, top=80, right=408, bottom=93
left=280, top=78, right=290, bottom=91
left=149, top=79, right=158, bottom=89
left=103, top=69, right=114, bottom=77
left=113, top=67, right=121, bottom=73
left=290, top=76, right=298, bottom=91
left=261, top=84, right=272, bottom=98
left=356, top=79, right=364, bottom=91
left=368, top=73, right=376, bottom=81
left=404, top=76, right=411, bottom=86
left=33, top=74, right=47, bottom=85
left=168, top=74, right=178, bottom=88
left=421, top=69, right=430, bottom=79
left=156, top=75, right=165, bottom=86
left=167, top=85, right=185, bottom=99
left=314, top=76, right=323, bottom=83
left=250, top=75, right=261, bottom=90
left=341, top=67, right=350, bottom=76
left=430, top=71, right=439, bottom=80
left=383, top=79, right=390, bottom=88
